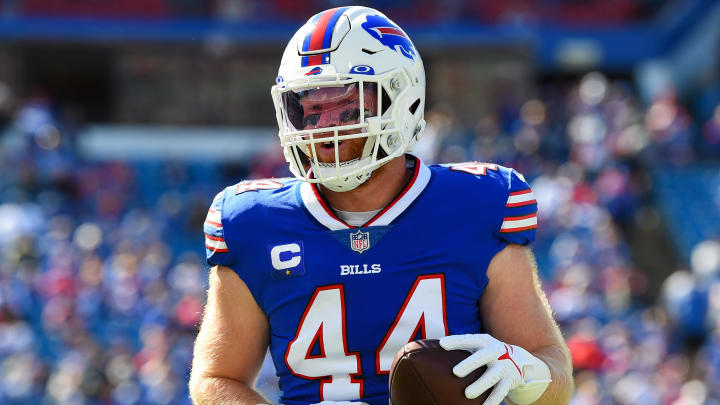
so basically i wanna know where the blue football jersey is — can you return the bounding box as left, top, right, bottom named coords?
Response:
left=203, top=155, right=538, bottom=405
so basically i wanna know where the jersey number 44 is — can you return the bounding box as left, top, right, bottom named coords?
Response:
left=284, top=274, right=449, bottom=400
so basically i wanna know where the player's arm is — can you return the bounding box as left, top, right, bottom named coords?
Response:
left=481, top=244, right=573, bottom=404
left=189, top=265, right=271, bottom=405
left=440, top=244, right=573, bottom=405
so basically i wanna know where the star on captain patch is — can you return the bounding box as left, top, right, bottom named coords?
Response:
left=349, top=229, right=370, bottom=253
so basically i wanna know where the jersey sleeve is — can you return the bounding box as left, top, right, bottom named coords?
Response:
left=494, top=169, right=538, bottom=245
left=204, top=190, right=234, bottom=268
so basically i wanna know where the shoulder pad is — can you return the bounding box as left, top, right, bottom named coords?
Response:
left=234, top=179, right=287, bottom=194
left=435, top=162, right=538, bottom=245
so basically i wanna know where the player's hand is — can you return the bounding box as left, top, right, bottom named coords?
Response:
left=310, top=401, right=369, bottom=405
left=439, top=334, right=552, bottom=405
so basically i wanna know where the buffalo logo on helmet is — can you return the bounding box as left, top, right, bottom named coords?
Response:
left=361, top=14, right=416, bottom=61
left=305, top=66, right=323, bottom=76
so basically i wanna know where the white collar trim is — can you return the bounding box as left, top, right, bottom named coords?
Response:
left=299, top=155, right=431, bottom=230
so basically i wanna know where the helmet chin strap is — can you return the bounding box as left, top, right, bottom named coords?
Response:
left=312, top=156, right=373, bottom=192
left=311, top=134, right=380, bottom=192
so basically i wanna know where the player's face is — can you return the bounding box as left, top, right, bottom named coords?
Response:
left=282, top=83, right=378, bottom=163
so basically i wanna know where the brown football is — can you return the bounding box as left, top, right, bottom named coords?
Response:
left=389, top=339, right=490, bottom=405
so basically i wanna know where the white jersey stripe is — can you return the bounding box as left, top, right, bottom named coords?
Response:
left=506, top=190, right=536, bottom=206
left=300, top=181, right=349, bottom=230
left=299, top=155, right=431, bottom=230
left=367, top=160, right=430, bottom=227
left=500, top=215, right=537, bottom=231
left=206, top=208, right=222, bottom=225
left=205, top=234, right=228, bottom=252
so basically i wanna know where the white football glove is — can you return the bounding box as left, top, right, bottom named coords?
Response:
left=439, top=334, right=552, bottom=405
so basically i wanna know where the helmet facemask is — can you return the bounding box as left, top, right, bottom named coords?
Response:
left=273, top=71, right=414, bottom=192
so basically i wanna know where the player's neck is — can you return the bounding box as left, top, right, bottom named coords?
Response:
left=318, top=155, right=411, bottom=212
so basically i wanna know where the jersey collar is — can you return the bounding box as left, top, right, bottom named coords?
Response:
left=299, top=155, right=431, bottom=230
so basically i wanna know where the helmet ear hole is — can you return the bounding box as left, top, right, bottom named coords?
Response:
left=409, top=98, right=420, bottom=114
left=381, top=86, right=392, bottom=115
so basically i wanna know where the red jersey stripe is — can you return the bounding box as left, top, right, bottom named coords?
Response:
left=503, top=213, right=537, bottom=221
left=509, top=189, right=532, bottom=196
left=499, top=224, right=537, bottom=233
left=506, top=199, right=537, bottom=208
left=204, top=234, right=225, bottom=242
left=204, top=219, right=223, bottom=228
left=206, top=243, right=229, bottom=253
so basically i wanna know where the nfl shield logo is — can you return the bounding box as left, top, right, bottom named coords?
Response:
left=349, top=229, right=370, bottom=253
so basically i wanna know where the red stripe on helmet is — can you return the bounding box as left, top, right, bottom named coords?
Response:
left=307, top=54, right=323, bottom=66
left=308, top=9, right=336, bottom=52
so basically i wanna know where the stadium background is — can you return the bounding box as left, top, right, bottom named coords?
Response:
left=0, top=0, right=720, bottom=404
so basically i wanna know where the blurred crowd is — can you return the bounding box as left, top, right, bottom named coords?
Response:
left=0, top=92, right=227, bottom=404
left=0, top=0, right=660, bottom=24
left=0, top=70, right=720, bottom=405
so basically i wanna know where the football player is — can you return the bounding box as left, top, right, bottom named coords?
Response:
left=190, top=6, right=573, bottom=405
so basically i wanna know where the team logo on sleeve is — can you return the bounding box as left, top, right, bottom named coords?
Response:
left=361, top=15, right=416, bottom=60
left=349, top=229, right=370, bottom=253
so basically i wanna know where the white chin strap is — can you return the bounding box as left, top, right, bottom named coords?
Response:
left=312, top=156, right=373, bottom=192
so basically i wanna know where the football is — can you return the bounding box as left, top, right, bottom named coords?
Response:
left=389, top=339, right=490, bottom=404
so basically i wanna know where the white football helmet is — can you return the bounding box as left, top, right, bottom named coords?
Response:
left=271, top=6, right=426, bottom=192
